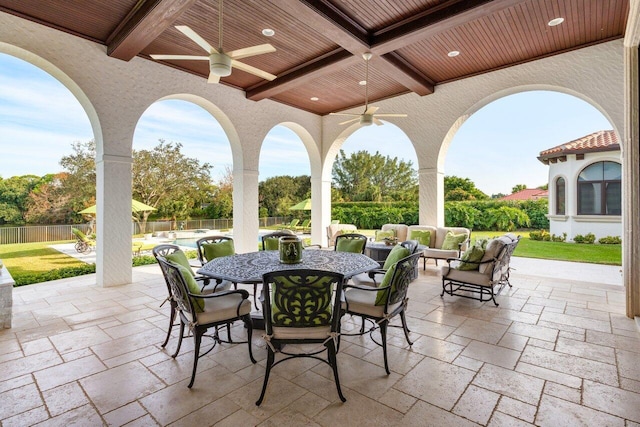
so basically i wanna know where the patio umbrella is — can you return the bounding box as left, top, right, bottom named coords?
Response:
left=78, top=199, right=157, bottom=214
left=289, top=198, right=312, bottom=210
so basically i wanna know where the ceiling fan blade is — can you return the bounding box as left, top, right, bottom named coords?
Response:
left=175, top=25, right=217, bottom=54
left=329, top=112, right=360, bottom=117
left=150, top=54, right=209, bottom=61
left=375, top=113, right=408, bottom=117
left=339, top=118, right=360, bottom=125
left=373, top=118, right=384, bottom=126
left=208, top=72, right=221, bottom=84
left=230, top=60, right=276, bottom=81
left=365, top=106, right=379, bottom=115
left=228, top=44, right=276, bottom=60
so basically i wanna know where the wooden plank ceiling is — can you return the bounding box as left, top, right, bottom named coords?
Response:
left=0, top=0, right=629, bottom=115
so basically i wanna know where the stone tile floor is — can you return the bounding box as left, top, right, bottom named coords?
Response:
left=1, top=263, right=639, bottom=426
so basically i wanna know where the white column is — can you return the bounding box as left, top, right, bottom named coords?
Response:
left=311, top=177, right=331, bottom=247
left=233, top=168, right=259, bottom=254
left=419, top=167, right=444, bottom=226
left=96, top=154, right=133, bottom=287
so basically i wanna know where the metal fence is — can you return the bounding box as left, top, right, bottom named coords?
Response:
left=0, top=217, right=290, bottom=245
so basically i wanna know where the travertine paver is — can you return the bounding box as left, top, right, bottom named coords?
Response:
left=0, top=263, right=638, bottom=426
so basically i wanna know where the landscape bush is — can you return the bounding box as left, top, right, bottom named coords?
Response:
left=529, top=229, right=550, bottom=241
left=573, top=233, right=596, bottom=244
left=598, top=236, right=622, bottom=244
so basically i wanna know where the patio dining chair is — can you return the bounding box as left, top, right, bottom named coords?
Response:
left=352, top=240, right=419, bottom=287
left=256, top=269, right=346, bottom=405
left=342, top=252, right=421, bottom=374
left=196, top=236, right=237, bottom=291
left=334, top=233, right=368, bottom=254
left=155, top=252, right=256, bottom=388
left=153, top=244, right=230, bottom=349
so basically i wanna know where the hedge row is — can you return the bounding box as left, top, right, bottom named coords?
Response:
left=330, top=199, right=549, bottom=231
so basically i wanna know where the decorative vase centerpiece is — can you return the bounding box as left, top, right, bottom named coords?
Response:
left=279, top=236, right=303, bottom=264
left=383, top=237, right=398, bottom=246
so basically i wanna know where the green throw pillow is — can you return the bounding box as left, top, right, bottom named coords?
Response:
left=336, top=238, right=365, bottom=253
left=165, top=250, right=195, bottom=277
left=410, top=230, right=431, bottom=246
left=264, top=237, right=280, bottom=251
left=169, top=262, right=204, bottom=312
left=202, top=240, right=235, bottom=261
left=375, top=230, right=395, bottom=242
left=457, top=244, right=485, bottom=271
left=382, top=245, right=411, bottom=270
left=375, top=263, right=398, bottom=306
left=441, top=231, right=467, bottom=250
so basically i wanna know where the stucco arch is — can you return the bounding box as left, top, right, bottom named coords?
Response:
left=0, top=43, right=101, bottom=154
left=437, top=86, right=620, bottom=170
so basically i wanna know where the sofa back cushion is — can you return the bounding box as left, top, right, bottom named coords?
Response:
left=381, top=224, right=408, bottom=242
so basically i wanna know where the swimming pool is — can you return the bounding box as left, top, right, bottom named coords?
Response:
left=173, top=231, right=271, bottom=248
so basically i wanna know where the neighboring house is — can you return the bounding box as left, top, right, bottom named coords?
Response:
left=500, top=189, right=548, bottom=201
left=538, top=130, right=621, bottom=241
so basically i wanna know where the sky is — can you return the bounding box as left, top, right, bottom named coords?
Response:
left=0, top=52, right=613, bottom=194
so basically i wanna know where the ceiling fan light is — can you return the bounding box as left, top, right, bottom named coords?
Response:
left=360, top=115, right=373, bottom=126
left=210, top=53, right=232, bottom=77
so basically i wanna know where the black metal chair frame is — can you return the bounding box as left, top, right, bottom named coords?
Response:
left=365, top=239, right=420, bottom=283
left=342, top=252, right=421, bottom=375
left=334, top=233, right=369, bottom=254
left=441, top=237, right=520, bottom=306
left=256, top=269, right=346, bottom=405
left=156, top=255, right=256, bottom=388
left=195, top=236, right=237, bottom=291
left=153, top=244, right=212, bottom=349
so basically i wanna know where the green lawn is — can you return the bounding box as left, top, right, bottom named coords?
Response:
left=472, top=231, right=622, bottom=265
left=0, top=240, right=86, bottom=277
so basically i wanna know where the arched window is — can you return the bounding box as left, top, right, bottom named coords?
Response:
left=577, top=161, right=621, bottom=215
left=555, top=177, right=566, bottom=215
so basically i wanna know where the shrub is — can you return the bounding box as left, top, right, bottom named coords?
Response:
left=14, top=263, right=97, bottom=287
left=598, top=235, right=622, bottom=244
left=529, top=229, right=550, bottom=241
left=444, top=202, right=480, bottom=229
left=551, top=232, right=567, bottom=242
left=479, top=206, right=530, bottom=231
left=574, top=233, right=596, bottom=244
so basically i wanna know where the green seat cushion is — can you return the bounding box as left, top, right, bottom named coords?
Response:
left=375, top=263, right=398, bottom=306
left=264, top=237, right=280, bottom=251
left=202, top=240, right=235, bottom=261
left=457, top=244, right=485, bottom=271
left=375, top=230, right=395, bottom=242
left=410, top=230, right=431, bottom=246
left=168, top=262, right=204, bottom=312
left=441, top=231, right=467, bottom=250
left=165, top=250, right=195, bottom=277
left=382, top=244, right=411, bottom=270
left=270, top=275, right=334, bottom=326
left=336, top=238, right=365, bottom=253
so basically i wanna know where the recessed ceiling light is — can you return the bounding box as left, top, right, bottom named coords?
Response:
left=310, top=97, right=319, bottom=101
left=262, top=28, right=275, bottom=37
left=359, top=80, right=367, bottom=86
left=548, top=17, right=564, bottom=26
left=447, top=50, right=460, bottom=57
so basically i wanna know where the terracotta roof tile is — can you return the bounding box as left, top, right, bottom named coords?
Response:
left=538, top=130, right=619, bottom=162
left=500, top=189, right=549, bottom=201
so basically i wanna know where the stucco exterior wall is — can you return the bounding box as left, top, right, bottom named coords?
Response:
left=547, top=152, right=622, bottom=240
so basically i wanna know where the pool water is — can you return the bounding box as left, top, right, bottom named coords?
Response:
left=173, top=232, right=271, bottom=248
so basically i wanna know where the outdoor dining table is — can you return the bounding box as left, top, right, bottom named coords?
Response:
left=197, top=249, right=380, bottom=328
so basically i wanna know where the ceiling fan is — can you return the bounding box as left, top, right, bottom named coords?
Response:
left=150, top=0, right=276, bottom=83
left=330, top=53, right=407, bottom=126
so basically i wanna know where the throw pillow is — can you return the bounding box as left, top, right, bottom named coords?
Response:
left=336, top=238, right=365, bottom=253
left=457, top=244, right=485, bottom=271
left=202, top=240, right=235, bottom=261
left=441, top=231, right=467, bottom=250
left=382, top=244, right=411, bottom=270
left=375, top=230, right=395, bottom=242
left=375, top=263, right=398, bottom=306
left=165, top=250, right=195, bottom=277
left=409, top=230, right=431, bottom=246
left=168, top=262, right=204, bottom=312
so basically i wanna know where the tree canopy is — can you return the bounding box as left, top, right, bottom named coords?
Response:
left=511, top=184, right=527, bottom=194
left=259, top=175, right=310, bottom=217
left=444, top=176, right=489, bottom=201
left=331, top=150, right=417, bottom=202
